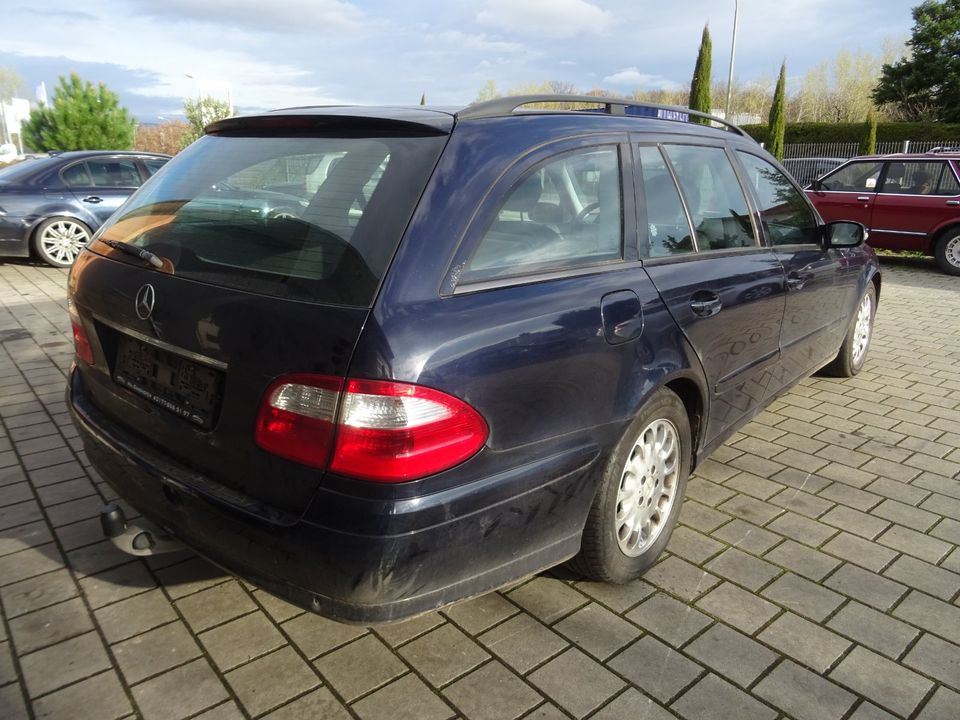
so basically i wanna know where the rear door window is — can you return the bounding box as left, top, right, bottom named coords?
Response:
left=93, top=133, right=446, bottom=306
left=941, top=165, right=960, bottom=195
left=87, top=159, right=142, bottom=187
left=636, top=145, right=693, bottom=257
left=663, top=144, right=757, bottom=250
left=463, top=146, right=622, bottom=281
left=737, top=151, right=820, bottom=246
left=819, top=161, right=883, bottom=192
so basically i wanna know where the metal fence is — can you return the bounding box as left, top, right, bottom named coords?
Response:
left=783, top=140, right=956, bottom=160
left=779, top=140, right=958, bottom=186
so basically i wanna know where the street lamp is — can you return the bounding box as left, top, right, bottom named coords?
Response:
left=724, top=0, right=739, bottom=120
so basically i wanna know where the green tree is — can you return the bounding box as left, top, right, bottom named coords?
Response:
left=474, top=80, right=501, bottom=103
left=419, top=92, right=426, bottom=106
left=180, top=95, right=232, bottom=149
left=873, top=0, right=960, bottom=121
left=860, top=113, right=877, bottom=155
left=768, top=61, right=787, bottom=161
left=21, top=73, right=135, bottom=151
left=0, top=66, right=21, bottom=102
left=688, top=24, right=712, bottom=123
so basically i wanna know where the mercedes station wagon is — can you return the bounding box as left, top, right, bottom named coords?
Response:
left=67, top=96, right=880, bottom=623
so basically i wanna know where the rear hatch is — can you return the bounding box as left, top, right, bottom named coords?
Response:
left=69, top=113, right=449, bottom=516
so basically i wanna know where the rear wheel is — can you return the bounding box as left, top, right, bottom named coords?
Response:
left=570, top=388, right=691, bottom=582
left=825, top=284, right=876, bottom=377
left=934, top=229, right=960, bottom=276
left=33, top=217, right=91, bottom=267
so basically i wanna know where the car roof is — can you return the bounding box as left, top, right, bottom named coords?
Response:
left=46, top=150, right=172, bottom=160
left=210, top=95, right=755, bottom=144
left=846, top=150, right=960, bottom=162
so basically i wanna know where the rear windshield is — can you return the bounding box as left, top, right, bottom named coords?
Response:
left=91, top=132, right=446, bottom=305
left=0, top=157, right=58, bottom=181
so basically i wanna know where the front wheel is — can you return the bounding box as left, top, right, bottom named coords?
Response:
left=33, top=217, right=92, bottom=267
left=569, top=388, right=691, bottom=583
left=934, top=230, right=960, bottom=276
left=825, top=284, right=876, bottom=377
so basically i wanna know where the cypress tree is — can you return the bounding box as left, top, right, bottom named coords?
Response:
left=22, top=73, right=135, bottom=151
left=688, top=24, right=712, bottom=124
left=860, top=113, right=877, bottom=155
left=768, top=61, right=787, bottom=161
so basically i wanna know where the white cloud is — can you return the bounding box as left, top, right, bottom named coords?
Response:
left=432, top=30, right=526, bottom=54
left=602, top=68, right=682, bottom=90
left=129, top=0, right=365, bottom=33
left=476, top=0, right=611, bottom=38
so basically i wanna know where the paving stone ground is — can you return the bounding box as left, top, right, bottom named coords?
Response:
left=1, top=256, right=959, bottom=720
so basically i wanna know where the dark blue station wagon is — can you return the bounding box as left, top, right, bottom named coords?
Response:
left=67, top=97, right=880, bottom=623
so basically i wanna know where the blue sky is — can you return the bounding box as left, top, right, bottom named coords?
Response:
left=2, top=0, right=918, bottom=121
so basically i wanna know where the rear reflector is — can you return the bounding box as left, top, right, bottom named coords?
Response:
left=69, top=303, right=94, bottom=365
left=254, top=374, right=487, bottom=482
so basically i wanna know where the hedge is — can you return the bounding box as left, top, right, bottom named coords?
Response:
left=741, top=122, right=960, bottom=145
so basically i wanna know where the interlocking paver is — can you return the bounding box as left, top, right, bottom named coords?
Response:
left=398, top=623, right=489, bottom=686
left=609, top=635, right=701, bottom=703
left=672, top=673, right=776, bottom=720
left=830, top=646, right=934, bottom=718
left=625, top=592, right=710, bottom=648
left=225, top=646, right=320, bottom=717
left=685, top=622, right=777, bottom=687
left=827, top=601, right=920, bottom=659
left=528, top=648, right=625, bottom=719
left=444, top=660, right=542, bottom=720
left=755, top=660, right=855, bottom=720
left=555, top=602, right=640, bottom=659
left=758, top=612, right=851, bottom=673
left=2, top=261, right=959, bottom=720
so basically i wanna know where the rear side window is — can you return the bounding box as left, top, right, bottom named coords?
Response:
left=93, top=133, right=446, bottom=306
left=636, top=145, right=693, bottom=257
left=737, top=152, right=819, bottom=246
left=463, top=146, right=622, bottom=282
left=62, top=163, right=92, bottom=187
left=941, top=165, right=960, bottom=195
left=663, top=145, right=756, bottom=250
left=883, top=161, right=955, bottom=195
left=87, top=159, right=141, bottom=187
left=820, top=161, right=883, bottom=192
left=143, top=158, right=167, bottom=176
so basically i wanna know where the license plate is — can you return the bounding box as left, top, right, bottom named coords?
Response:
left=114, top=335, right=222, bottom=429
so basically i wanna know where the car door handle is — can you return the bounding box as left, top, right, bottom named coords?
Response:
left=856, top=196, right=870, bottom=202
left=786, top=273, right=807, bottom=291
left=82, top=196, right=103, bottom=204
left=947, top=200, right=959, bottom=206
left=690, top=292, right=722, bottom=318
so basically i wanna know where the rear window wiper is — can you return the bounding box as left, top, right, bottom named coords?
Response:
left=97, top=238, right=165, bottom=269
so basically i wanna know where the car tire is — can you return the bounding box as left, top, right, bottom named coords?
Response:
left=569, top=388, right=691, bottom=583
left=824, top=283, right=876, bottom=378
left=934, top=229, right=960, bottom=276
left=33, top=217, right=92, bottom=267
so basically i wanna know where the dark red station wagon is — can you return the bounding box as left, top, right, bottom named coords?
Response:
left=806, top=149, right=960, bottom=275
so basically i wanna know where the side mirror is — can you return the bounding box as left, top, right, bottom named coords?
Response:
left=823, top=221, right=866, bottom=248
left=810, top=179, right=822, bottom=191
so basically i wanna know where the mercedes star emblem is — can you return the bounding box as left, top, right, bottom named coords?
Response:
left=135, top=284, right=156, bottom=320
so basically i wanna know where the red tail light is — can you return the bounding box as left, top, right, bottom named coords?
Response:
left=69, top=303, right=94, bottom=365
left=254, top=374, right=488, bottom=482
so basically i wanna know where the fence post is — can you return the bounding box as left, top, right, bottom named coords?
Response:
left=902, top=140, right=911, bottom=153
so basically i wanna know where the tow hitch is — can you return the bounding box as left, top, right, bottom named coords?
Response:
left=100, top=503, right=183, bottom=556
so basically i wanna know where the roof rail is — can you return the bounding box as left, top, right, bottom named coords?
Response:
left=456, top=94, right=746, bottom=136
left=930, top=146, right=960, bottom=154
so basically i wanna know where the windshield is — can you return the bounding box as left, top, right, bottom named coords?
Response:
left=91, top=132, right=446, bottom=306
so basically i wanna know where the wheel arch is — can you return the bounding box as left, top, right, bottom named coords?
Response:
left=928, top=222, right=960, bottom=256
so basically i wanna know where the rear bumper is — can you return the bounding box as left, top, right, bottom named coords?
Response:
left=69, top=368, right=598, bottom=623
left=0, top=215, right=31, bottom=257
